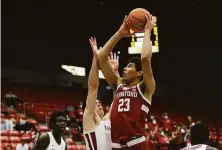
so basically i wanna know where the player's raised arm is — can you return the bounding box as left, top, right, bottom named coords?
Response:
left=96, top=16, right=131, bottom=88
left=84, top=41, right=99, bottom=115
left=102, top=52, right=119, bottom=120
left=140, top=14, right=156, bottom=99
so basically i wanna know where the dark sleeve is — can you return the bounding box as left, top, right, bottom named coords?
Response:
left=32, top=133, right=50, bottom=150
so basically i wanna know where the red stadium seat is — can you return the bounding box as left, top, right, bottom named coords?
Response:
left=77, top=108, right=83, bottom=117
left=0, top=142, right=11, bottom=149
left=66, top=138, right=75, bottom=145
left=10, top=130, right=20, bottom=136
left=160, top=145, right=168, bottom=150
left=70, top=111, right=76, bottom=119
left=67, top=145, right=77, bottom=150
left=1, top=136, right=10, bottom=142
left=211, top=131, right=217, bottom=136
left=9, top=113, right=17, bottom=119
left=36, top=111, right=47, bottom=122
left=211, top=136, right=217, bottom=142
left=38, top=125, right=49, bottom=132
left=17, top=103, right=24, bottom=113
left=10, top=136, right=22, bottom=143
left=11, top=143, right=18, bottom=149
left=21, top=133, right=32, bottom=141
left=0, top=130, right=9, bottom=136
left=8, top=109, right=16, bottom=114
left=17, top=114, right=26, bottom=119
left=27, top=119, right=38, bottom=125
left=76, top=145, right=86, bottom=150
left=1, top=113, right=5, bottom=117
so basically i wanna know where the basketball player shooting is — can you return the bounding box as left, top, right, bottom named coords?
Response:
left=90, top=14, right=155, bottom=149
left=82, top=42, right=120, bottom=150
left=32, top=111, right=67, bottom=150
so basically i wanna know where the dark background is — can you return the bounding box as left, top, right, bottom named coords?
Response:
left=2, top=0, right=222, bottom=119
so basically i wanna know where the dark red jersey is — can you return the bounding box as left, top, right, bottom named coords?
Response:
left=111, top=84, right=151, bottom=143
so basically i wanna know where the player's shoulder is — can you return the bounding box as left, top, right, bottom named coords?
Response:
left=36, top=132, right=50, bottom=144
left=39, top=132, right=50, bottom=139
left=32, top=133, right=50, bottom=150
left=206, top=146, right=218, bottom=150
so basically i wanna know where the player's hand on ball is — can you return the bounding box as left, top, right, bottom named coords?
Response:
left=108, top=52, right=119, bottom=73
left=145, top=14, right=155, bottom=32
left=89, top=37, right=100, bottom=57
left=118, top=16, right=132, bottom=37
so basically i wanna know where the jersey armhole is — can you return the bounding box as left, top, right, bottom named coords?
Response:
left=115, top=84, right=124, bottom=93
left=83, top=129, right=96, bottom=134
left=136, top=84, right=151, bottom=105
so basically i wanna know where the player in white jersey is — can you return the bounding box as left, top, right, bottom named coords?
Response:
left=33, top=111, right=67, bottom=150
left=181, top=123, right=218, bottom=150
left=82, top=39, right=119, bottom=150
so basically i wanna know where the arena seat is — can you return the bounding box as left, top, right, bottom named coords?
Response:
left=11, top=143, right=18, bottom=149
left=10, top=136, right=22, bottom=143
left=21, top=133, right=32, bottom=141
left=66, top=138, right=75, bottom=145
left=0, top=142, right=11, bottom=149
left=9, top=130, right=20, bottom=136
left=1, top=136, right=10, bottom=142
left=27, top=118, right=38, bottom=126
left=76, top=145, right=86, bottom=150
left=0, top=130, right=9, bottom=136
left=1, top=113, right=5, bottom=117
left=9, top=113, right=17, bottom=119
left=36, top=111, right=47, bottom=122
left=67, top=145, right=77, bottom=150
left=38, top=125, right=50, bottom=132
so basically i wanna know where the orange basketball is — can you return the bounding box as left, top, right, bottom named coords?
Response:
left=126, top=8, right=150, bottom=32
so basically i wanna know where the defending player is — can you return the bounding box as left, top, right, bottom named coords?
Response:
left=83, top=42, right=119, bottom=150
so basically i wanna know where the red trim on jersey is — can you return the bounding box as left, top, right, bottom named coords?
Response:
left=90, top=132, right=97, bottom=150
left=136, top=84, right=151, bottom=106
left=116, top=84, right=125, bottom=93
left=85, top=134, right=93, bottom=150
left=84, top=132, right=97, bottom=150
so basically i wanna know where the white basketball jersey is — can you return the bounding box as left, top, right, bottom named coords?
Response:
left=46, top=132, right=66, bottom=150
left=84, top=120, right=112, bottom=150
left=181, top=144, right=208, bottom=150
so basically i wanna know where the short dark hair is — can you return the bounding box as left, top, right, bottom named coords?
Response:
left=49, top=111, right=66, bottom=128
left=128, top=57, right=142, bottom=71
left=190, top=123, right=209, bottom=145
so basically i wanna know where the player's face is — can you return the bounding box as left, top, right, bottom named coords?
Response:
left=95, top=100, right=104, bottom=118
left=54, top=116, right=67, bottom=132
left=122, top=63, right=140, bottom=82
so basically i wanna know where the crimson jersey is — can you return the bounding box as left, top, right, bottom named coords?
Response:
left=111, top=84, right=151, bottom=143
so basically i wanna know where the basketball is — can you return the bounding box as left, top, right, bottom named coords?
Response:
left=126, top=8, right=150, bottom=32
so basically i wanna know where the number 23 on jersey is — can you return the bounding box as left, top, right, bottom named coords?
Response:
left=118, top=98, right=130, bottom=112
